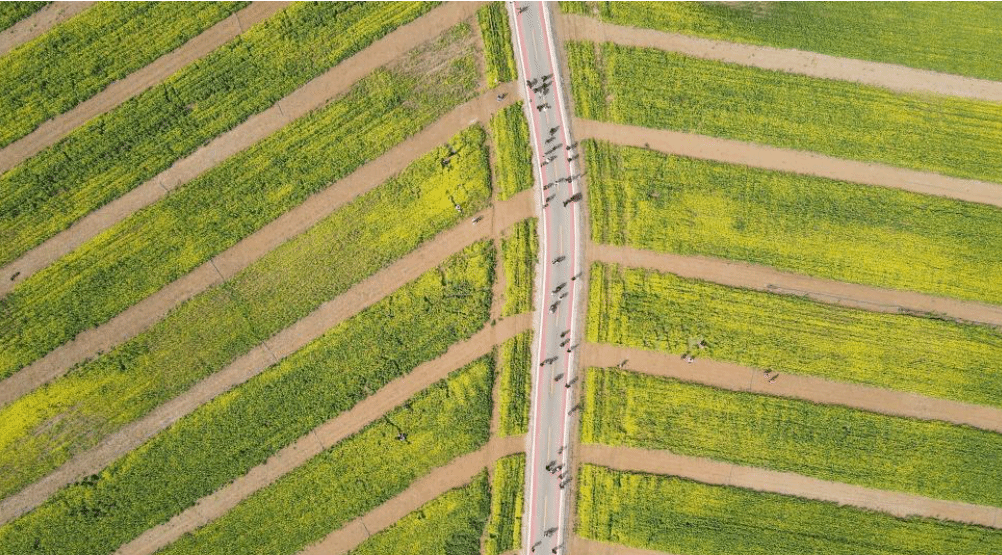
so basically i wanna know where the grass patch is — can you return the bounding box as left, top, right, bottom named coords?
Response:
left=478, top=1, right=517, bottom=86
left=587, top=263, right=1002, bottom=408
left=484, top=454, right=525, bottom=555
left=0, top=2, right=48, bottom=32
left=583, top=367, right=1002, bottom=507
left=566, top=41, right=1002, bottom=184
left=496, top=331, right=532, bottom=437
left=501, top=218, right=538, bottom=316
left=577, top=465, right=1002, bottom=555
left=0, top=22, right=479, bottom=382
left=586, top=140, right=1002, bottom=304
left=490, top=101, right=534, bottom=200
left=0, top=241, right=493, bottom=555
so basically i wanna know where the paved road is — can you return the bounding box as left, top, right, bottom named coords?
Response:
left=508, top=3, right=584, bottom=554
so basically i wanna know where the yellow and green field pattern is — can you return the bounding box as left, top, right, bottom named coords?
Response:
left=566, top=41, right=1002, bottom=184
left=478, top=1, right=517, bottom=87
left=497, top=330, right=533, bottom=437
left=583, top=367, right=1002, bottom=507
left=586, top=140, right=1002, bottom=304
left=501, top=217, right=538, bottom=316
left=0, top=2, right=47, bottom=32
left=490, top=101, right=534, bottom=200
left=484, top=454, right=525, bottom=555
left=587, top=263, right=1002, bottom=408
left=577, top=465, right=1002, bottom=555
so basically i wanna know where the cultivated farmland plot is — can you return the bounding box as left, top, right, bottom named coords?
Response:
left=0, top=2, right=48, bottom=33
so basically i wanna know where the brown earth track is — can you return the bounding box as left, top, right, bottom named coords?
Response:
left=298, top=436, right=526, bottom=555
left=0, top=84, right=518, bottom=410
left=570, top=537, right=675, bottom=555
left=0, top=1, right=485, bottom=294
left=581, top=343, right=1002, bottom=434
left=0, top=2, right=288, bottom=175
left=591, top=243, right=1002, bottom=328
left=113, top=319, right=532, bottom=555
left=580, top=445, right=1002, bottom=529
left=559, top=13, right=1002, bottom=102
left=576, top=119, right=1002, bottom=206
left=0, top=1, right=93, bottom=57
left=0, top=191, right=534, bottom=525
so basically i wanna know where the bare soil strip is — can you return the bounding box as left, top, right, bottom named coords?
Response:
left=581, top=444, right=1002, bottom=529
left=559, top=13, right=1002, bottom=102
left=576, top=119, right=1002, bottom=207
left=114, top=320, right=532, bottom=555
left=0, top=192, right=534, bottom=525
left=0, top=1, right=93, bottom=57
left=591, top=243, right=1002, bottom=328
left=582, top=343, right=1002, bottom=434
left=0, top=2, right=288, bottom=174
left=0, top=1, right=484, bottom=293
left=299, top=436, right=526, bottom=555
left=0, top=85, right=518, bottom=410
left=570, top=536, right=675, bottom=555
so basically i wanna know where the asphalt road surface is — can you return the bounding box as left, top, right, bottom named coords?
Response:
left=508, top=3, right=584, bottom=554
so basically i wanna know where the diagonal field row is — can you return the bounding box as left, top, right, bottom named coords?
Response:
left=0, top=2, right=92, bottom=56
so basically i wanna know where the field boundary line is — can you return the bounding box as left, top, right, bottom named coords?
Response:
left=114, top=319, right=532, bottom=555
left=559, top=13, right=1002, bottom=102
left=581, top=343, right=1002, bottom=434
left=0, top=2, right=93, bottom=57
left=0, top=1, right=484, bottom=293
left=0, top=191, right=534, bottom=525
left=576, top=119, right=1002, bottom=207
left=581, top=445, right=1002, bottom=529
left=0, top=2, right=287, bottom=175
left=570, top=536, right=679, bottom=555
left=591, top=243, right=1002, bottom=328
left=298, top=436, right=526, bottom=555
left=0, top=84, right=517, bottom=410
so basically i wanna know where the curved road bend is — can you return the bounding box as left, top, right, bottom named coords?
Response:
left=509, top=3, right=584, bottom=554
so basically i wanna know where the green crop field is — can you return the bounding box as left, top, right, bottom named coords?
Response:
left=566, top=41, right=1002, bottom=184
left=587, top=263, right=1002, bottom=408
left=0, top=23, right=479, bottom=383
left=0, top=126, right=490, bottom=501
left=0, top=1, right=438, bottom=268
left=0, top=2, right=47, bottom=32
left=158, top=357, right=494, bottom=555
left=490, top=101, right=534, bottom=200
left=586, top=140, right=1002, bottom=304
left=583, top=367, right=1002, bottom=507
left=0, top=241, right=493, bottom=555
left=501, top=218, right=538, bottom=317
left=577, top=465, right=1002, bottom=555
left=478, top=1, right=517, bottom=87
left=496, top=330, right=532, bottom=437
left=0, top=2, right=247, bottom=148
left=347, top=472, right=491, bottom=555
left=484, top=454, right=525, bottom=555
left=562, top=2, right=1002, bottom=82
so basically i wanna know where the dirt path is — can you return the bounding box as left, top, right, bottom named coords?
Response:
left=0, top=191, right=534, bottom=525
left=0, top=2, right=93, bottom=57
left=0, top=3, right=287, bottom=175
left=581, top=445, right=1002, bottom=529
left=582, top=344, right=1002, bottom=434
left=559, top=13, right=1002, bottom=102
left=591, top=243, right=1002, bottom=328
left=0, top=1, right=485, bottom=294
left=299, top=436, right=525, bottom=555
left=576, top=119, right=1002, bottom=207
left=113, top=320, right=532, bottom=555
left=570, top=537, right=675, bottom=555
left=0, top=85, right=519, bottom=410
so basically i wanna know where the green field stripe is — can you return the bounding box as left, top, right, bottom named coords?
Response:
left=0, top=2, right=49, bottom=33
left=496, top=330, right=532, bottom=437
left=484, top=454, right=526, bottom=555
left=0, top=1, right=439, bottom=268
left=577, top=465, right=1002, bottom=555
left=490, top=101, right=534, bottom=201
left=0, top=2, right=248, bottom=148
left=583, top=367, right=1002, bottom=507
left=566, top=41, right=1002, bottom=184
left=478, top=1, right=517, bottom=87
left=0, top=241, right=494, bottom=555
left=501, top=217, right=538, bottom=317
left=587, top=263, right=1002, bottom=408
left=585, top=140, right=1002, bottom=305
left=0, top=22, right=478, bottom=382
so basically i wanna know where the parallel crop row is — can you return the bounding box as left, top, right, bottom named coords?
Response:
left=577, top=465, right=1002, bottom=555
left=496, top=330, right=533, bottom=437
left=0, top=1, right=248, bottom=147
left=585, top=140, right=1002, bottom=304
left=587, top=263, right=1002, bottom=408
left=0, top=23, right=479, bottom=382
left=501, top=217, right=538, bottom=316
left=0, top=2, right=49, bottom=33
left=478, top=1, right=517, bottom=86
left=0, top=241, right=494, bottom=555
left=0, top=1, right=438, bottom=267
left=484, top=454, right=526, bottom=555
left=583, top=367, right=1002, bottom=507
left=0, top=126, right=490, bottom=501
left=490, top=101, right=534, bottom=200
